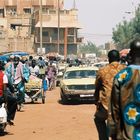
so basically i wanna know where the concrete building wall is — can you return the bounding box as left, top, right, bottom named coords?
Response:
left=4, top=0, right=17, bottom=6
left=35, top=44, right=77, bottom=55
left=0, top=0, right=81, bottom=55
left=0, top=0, right=64, bottom=12
left=0, top=38, right=8, bottom=52
left=105, top=42, right=116, bottom=50
left=34, top=8, right=82, bottom=55
left=8, top=36, right=34, bottom=53
left=0, top=0, right=5, bottom=6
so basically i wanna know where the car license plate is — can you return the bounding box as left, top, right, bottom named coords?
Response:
left=80, top=94, right=94, bottom=97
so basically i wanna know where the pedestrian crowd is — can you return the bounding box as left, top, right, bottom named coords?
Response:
left=0, top=38, right=140, bottom=140
left=0, top=55, right=57, bottom=126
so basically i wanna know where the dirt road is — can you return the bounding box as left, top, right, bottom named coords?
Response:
left=2, top=87, right=98, bottom=140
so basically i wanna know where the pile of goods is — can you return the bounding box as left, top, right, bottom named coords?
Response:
left=25, top=75, right=42, bottom=90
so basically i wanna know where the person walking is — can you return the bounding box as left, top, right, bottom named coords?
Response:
left=0, top=61, right=17, bottom=125
left=5, top=56, right=30, bottom=110
left=93, top=50, right=126, bottom=140
left=37, top=57, right=46, bottom=79
left=109, top=39, right=140, bottom=140
left=46, top=62, right=57, bottom=90
left=42, top=74, right=49, bottom=101
left=29, top=59, right=39, bottom=77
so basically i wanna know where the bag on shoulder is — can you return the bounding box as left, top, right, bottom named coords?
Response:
left=94, top=103, right=108, bottom=120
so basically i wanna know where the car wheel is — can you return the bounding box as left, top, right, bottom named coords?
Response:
left=60, top=91, right=68, bottom=104
left=42, top=96, right=45, bottom=104
left=56, top=80, right=60, bottom=87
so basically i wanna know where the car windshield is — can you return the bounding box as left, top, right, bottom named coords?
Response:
left=64, top=70, right=97, bottom=79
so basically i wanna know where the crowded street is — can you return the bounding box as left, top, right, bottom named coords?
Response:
left=2, top=87, right=98, bottom=140
left=1, top=0, right=140, bottom=140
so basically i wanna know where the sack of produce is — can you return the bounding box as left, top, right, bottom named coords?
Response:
left=25, top=75, right=42, bottom=89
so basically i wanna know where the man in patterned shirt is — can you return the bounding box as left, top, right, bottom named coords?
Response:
left=109, top=39, right=140, bottom=140
left=94, top=50, right=126, bottom=140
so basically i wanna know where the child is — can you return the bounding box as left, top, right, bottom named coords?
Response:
left=42, top=74, right=49, bottom=98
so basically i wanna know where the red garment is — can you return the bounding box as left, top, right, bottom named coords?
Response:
left=0, top=71, right=4, bottom=97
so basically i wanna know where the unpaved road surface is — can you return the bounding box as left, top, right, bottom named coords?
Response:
left=2, top=87, right=98, bottom=140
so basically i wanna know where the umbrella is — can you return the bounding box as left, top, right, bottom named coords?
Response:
left=119, top=49, right=130, bottom=57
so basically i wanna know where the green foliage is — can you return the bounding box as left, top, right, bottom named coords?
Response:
left=112, top=5, right=140, bottom=50
left=78, top=41, right=101, bottom=56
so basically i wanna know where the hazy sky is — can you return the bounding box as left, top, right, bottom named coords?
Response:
left=64, top=0, right=139, bottom=45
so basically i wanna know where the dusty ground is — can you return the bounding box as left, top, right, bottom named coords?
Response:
left=2, top=87, right=98, bottom=140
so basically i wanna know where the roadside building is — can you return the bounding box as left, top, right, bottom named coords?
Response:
left=34, top=8, right=82, bottom=56
left=0, top=0, right=83, bottom=56
left=105, top=42, right=116, bottom=51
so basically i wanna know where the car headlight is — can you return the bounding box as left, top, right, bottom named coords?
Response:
left=63, top=85, right=69, bottom=91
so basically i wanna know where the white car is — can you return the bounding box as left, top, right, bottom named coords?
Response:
left=92, top=61, right=108, bottom=68
left=56, top=63, right=68, bottom=86
left=59, top=66, right=98, bottom=103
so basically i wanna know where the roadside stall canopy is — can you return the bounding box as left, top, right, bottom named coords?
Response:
left=0, top=51, right=29, bottom=61
left=0, top=55, right=8, bottom=61
left=46, top=52, right=59, bottom=61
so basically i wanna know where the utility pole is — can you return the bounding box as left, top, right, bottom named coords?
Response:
left=73, top=0, right=76, bottom=9
left=57, top=0, right=60, bottom=55
left=39, top=0, right=43, bottom=55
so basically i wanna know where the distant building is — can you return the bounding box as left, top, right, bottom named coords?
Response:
left=34, top=8, right=82, bottom=56
left=0, top=0, right=83, bottom=56
left=105, top=42, right=116, bottom=50
left=0, top=0, right=64, bottom=15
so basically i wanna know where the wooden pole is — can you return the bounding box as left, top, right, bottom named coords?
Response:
left=64, top=28, right=68, bottom=59
left=39, top=0, right=43, bottom=55
left=57, top=0, right=60, bottom=55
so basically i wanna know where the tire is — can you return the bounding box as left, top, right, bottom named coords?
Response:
left=42, top=96, right=45, bottom=104
left=56, top=80, right=59, bottom=87
left=60, top=92, right=68, bottom=104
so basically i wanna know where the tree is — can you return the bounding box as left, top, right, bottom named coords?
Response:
left=112, top=20, right=135, bottom=50
left=78, top=41, right=101, bottom=56
left=112, top=5, right=140, bottom=50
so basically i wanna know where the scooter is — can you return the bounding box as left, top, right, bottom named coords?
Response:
left=0, top=103, right=7, bottom=134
